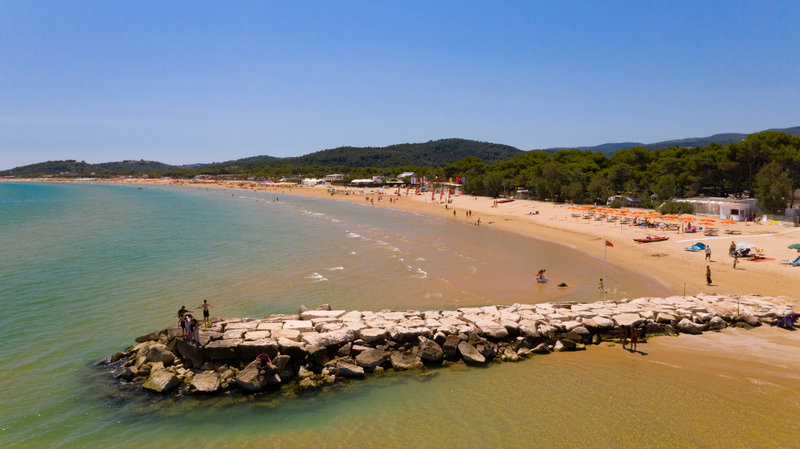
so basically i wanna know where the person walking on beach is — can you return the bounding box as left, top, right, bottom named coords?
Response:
left=197, top=300, right=213, bottom=326
left=619, top=326, right=628, bottom=350
left=706, top=265, right=712, bottom=285
left=629, top=326, right=640, bottom=352
left=729, top=241, right=736, bottom=256
left=733, top=254, right=738, bottom=269
left=705, top=245, right=711, bottom=261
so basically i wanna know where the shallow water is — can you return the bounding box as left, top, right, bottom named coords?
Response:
left=1, top=182, right=795, bottom=448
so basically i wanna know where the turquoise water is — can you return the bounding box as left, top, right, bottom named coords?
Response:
left=8, top=182, right=796, bottom=448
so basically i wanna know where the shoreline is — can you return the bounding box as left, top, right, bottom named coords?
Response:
left=6, top=177, right=799, bottom=306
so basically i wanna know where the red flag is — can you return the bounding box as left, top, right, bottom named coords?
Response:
left=605, top=240, right=614, bottom=247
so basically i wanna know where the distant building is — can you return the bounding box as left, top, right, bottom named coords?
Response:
left=682, top=197, right=759, bottom=221
left=324, top=174, right=344, bottom=182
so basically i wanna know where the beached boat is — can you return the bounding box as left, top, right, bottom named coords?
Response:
left=496, top=199, right=515, bottom=204
left=633, top=236, right=669, bottom=243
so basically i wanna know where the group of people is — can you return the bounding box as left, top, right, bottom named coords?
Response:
left=535, top=269, right=547, bottom=283
left=177, top=300, right=213, bottom=345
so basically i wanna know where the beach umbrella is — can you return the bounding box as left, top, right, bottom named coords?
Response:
left=721, top=219, right=737, bottom=224
left=679, top=217, right=694, bottom=222
left=788, top=243, right=800, bottom=251
left=736, top=242, right=759, bottom=248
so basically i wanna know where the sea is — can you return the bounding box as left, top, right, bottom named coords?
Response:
left=1, top=182, right=797, bottom=448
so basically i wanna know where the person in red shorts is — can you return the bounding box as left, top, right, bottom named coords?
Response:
left=630, top=326, right=640, bottom=352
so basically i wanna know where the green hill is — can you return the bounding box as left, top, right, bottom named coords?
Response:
left=1, top=159, right=177, bottom=177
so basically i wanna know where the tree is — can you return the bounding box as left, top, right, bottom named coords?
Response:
left=754, top=162, right=792, bottom=214
left=483, top=172, right=504, bottom=197
left=652, top=174, right=677, bottom=202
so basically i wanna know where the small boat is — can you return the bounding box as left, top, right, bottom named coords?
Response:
left=633, top=236, right=669, bottom=243
left=496, top=199, right=515, bottom=204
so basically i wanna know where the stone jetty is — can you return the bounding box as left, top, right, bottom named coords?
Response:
left=107, top=294, right=795, bottom=395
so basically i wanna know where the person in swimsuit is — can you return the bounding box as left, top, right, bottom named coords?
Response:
left=630, top=326, right=640, bottom=352
left=184, top=314, right=194, bottom=342
left=706, top=265, right=712, bottom=285
left=197, top=300, right=213, bottom=326
left=619, top=325, right=628, bottom=350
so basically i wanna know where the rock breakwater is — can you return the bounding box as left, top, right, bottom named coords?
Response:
left=106, top=294, right=795, bottom=396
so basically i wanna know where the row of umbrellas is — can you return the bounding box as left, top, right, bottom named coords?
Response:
left=567, top=206, right=737, bottom=225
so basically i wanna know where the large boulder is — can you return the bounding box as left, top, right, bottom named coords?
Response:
left=176, top=339, right=204, bottom=368
left=418, top=336, right=444, bottom=363
left=142, top=369, right=179, bottom=393
left=300, top=310, right=346, bottom=320
left=277, top=338, right=307, bottom=362
left=235, top=360, right=278, bottom=392
left=706, top=316, right=727, bottom=331
left=135, top=328, right=165, bottom=343
left=592, top=316, right=615, bottom=330
left=389, top=326, right=433, bottom=343
left=457, top=341, right=486, bottom=365
left=239, top=338, right=279, bottom=362
left=442, top=334, right=462, bottom=360
left=301, top=329, right=355, bottom=348
left=335, top=360, right=365, bottom=378
left=390, top=350, right=423, bottom=371
left=475, top=320, right=509, bottom=340
left=655, top=312, right=676, bottom=324
left=355, top=348, right=391, bottom=370
left=190, top=372, right=220, bottom=393
left=676, top=318, right=703, bottom=335
left=145, top=343, right=176, bottom=366
left=203, top=339, right=241, bottom=361
left=356, top=328, right=389, bottom=345
left=613, top=313, right=643, bottom=327
left=739, top=312, right=761, bottom=327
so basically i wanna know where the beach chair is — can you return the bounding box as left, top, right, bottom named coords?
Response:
left=684, top=242, right=706, bottom=252
left=780, top=255, right=800, bottom=265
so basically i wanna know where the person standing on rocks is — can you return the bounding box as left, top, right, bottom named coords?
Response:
left=177, top=305, right=192, bottom=335
left=197, top=300, right=213, bottom=326
left=706, top=265, right=712, bottom=285
left=184, top=314, right=195, bottom=343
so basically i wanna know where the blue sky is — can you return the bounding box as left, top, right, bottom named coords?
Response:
left=1, top=1, right=799, bottom=169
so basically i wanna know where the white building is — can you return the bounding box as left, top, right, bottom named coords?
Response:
left=324, top=174, right=344, bottom=182
left=681, top=197, right=759, bottom=221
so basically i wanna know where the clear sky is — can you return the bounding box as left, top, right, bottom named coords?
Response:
left=2, top=1, right=799, bottom=169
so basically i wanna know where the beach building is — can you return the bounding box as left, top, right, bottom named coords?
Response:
left=301, top=178, right=324, bottom=186
left=681, top=197, right=758, bottom=221
left=324, top=174, right=344, bottom=182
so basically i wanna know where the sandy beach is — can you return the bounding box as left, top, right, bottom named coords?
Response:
left=10, top=177, right=800, bottom=306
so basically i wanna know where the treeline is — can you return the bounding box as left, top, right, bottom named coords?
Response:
left=451, top=131, right=800, bottom=213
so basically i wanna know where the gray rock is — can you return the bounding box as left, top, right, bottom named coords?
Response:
left=135, top=329, right=164, bottom=343
left=145, top=343, right=176, bottom=366
left=175, top=339, right=204, bottom=368
left=457, top=341, right=486, bottom=365
left=706, top=316, right=727, bottom=331
left=739, top=312, right=760, bottom=327
left=190, top=372, right=220, bottom=393
left=475, top=320, right=509, bottom=340
left=592, top=316, right=615, bottom=330
left=203, top=339, right=241, bottom=361
left=613, top=313, right=642, bottom=327
left=355, top=348, right=391, bottom=370
left=442, top=334, right=462, bottom=360
left=501, top=347, right=519, bottom=361
left=553, top=340, right=566, bottom=352
left=238, top=338, right=279, bottom=362
left=299, top=310, right=346, bottom=320
left=388, top=326, right=433, bottom=342
left=677, top=318, right=703, bottom=335
left=235, top=360, right=276, bottom=392
left=356, top=328, right=389, bottom=344
left=531, top=342, right=550, bottom=354
left=335, top=361, right=365, bottom=378
left=142, top=369, right=179, bottom=393
left=277, top=338, right=307, bottom=361
left=517, top=347, right=532, bottom=358
left=560, top=331, right=582, bottom=342
left=418, top=336, right=444, bottom=363
left=301, top=329, right=355, bottom=348
left=390, top=350, right=423, bottom=370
